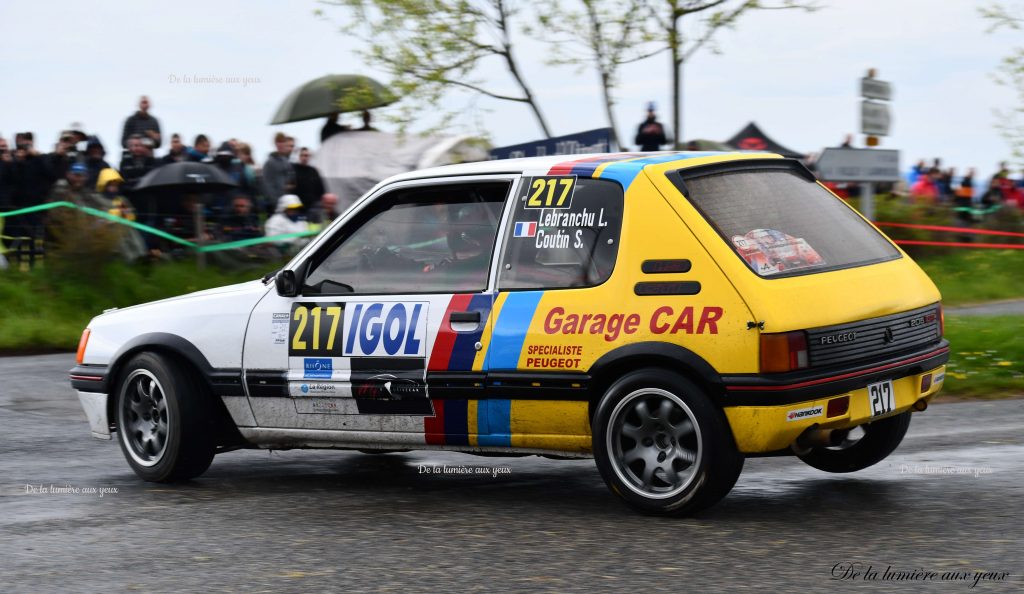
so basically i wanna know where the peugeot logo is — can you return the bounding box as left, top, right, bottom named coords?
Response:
left=820, top=332, right=857, bottom=345
left=883, top=327, right=895, bottom=344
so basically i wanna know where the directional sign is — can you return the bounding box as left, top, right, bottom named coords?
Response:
left=860, top=77, right=893, bottom=101
left=816, top=148, right=900, bottom=183
left=861, top=101, right=891, bottom=136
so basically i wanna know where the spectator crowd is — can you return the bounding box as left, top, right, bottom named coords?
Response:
left=0, top=95, right=342, bottom=263
left=4, top=99, right=1023, bottom=266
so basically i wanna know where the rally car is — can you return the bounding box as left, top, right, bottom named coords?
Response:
left=71, top=152, right=948, bottom=515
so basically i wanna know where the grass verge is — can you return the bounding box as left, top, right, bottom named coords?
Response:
left=0, top=259, right=281, bottom=352
left=941, top=315, right=1024, bottom=398
left=915, top=249, right=1024, bottom=306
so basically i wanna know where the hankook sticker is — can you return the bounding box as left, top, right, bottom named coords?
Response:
left=786, top=405, right=824, bottom=422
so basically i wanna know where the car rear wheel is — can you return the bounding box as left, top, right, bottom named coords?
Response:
left=592, top=369, right=744, bottom=516
left=116, top=352, right=216, bottom=482
left=797, top=411, right=911, bottom=473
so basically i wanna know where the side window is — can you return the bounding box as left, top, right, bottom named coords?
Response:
left=498, top=176, right=623, bottom=290
left=303, top=182, right=510, bottom=295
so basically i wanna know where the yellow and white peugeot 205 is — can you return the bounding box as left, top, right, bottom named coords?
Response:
left=71, top=152, right=948, bottom=515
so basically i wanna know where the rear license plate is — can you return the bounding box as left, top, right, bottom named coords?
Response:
left=867, top=380, right=895, bottom=417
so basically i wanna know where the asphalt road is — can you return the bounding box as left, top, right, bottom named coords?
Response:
left=1, top=354, right=1021, bottom=593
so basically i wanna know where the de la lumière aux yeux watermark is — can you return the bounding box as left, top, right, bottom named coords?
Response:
left=168, top=74, right=262, bottom=87
left=832, top=562, right=1011, bottom=588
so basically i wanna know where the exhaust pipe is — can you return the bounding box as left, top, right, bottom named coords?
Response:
left=913, top=398, right=928, bottom=412
left=793, top=426, right=850, bottom=453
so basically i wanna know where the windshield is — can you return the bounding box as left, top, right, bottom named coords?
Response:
left=672, top=164, right=901, bottom=278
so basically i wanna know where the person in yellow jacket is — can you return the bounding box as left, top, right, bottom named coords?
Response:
left=95, top=167, right=145, bottom=260
left=96, top=167, right=137, bottom=221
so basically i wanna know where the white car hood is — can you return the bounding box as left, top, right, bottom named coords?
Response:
left=97, top=279, right=271, bottom=317
left=82, top=279, right=274, bottom=368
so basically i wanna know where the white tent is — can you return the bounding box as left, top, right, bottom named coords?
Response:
left=312, top=131, right=490, bottom=212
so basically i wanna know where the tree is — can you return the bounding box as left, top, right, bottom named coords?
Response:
left=320, top=0, right=553, bottom=138
left=644, top=1, right=819, bottom=149
left=535, top=1, right=662, bottom=149
left=982, top=3, right=1024, bottom=163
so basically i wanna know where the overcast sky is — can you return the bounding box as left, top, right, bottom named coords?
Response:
left=0, top=0, right=1016, bottom=180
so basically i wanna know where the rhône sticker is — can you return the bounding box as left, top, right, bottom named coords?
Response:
left=303, top=358, right=333, bottom=379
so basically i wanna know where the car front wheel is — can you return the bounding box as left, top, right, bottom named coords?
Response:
left=116, top=352, right=216, bottom=482
left=592, top=369, right=744, bottom=516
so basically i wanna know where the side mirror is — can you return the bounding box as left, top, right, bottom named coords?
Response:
left=275, top=270, right=299, bottom=297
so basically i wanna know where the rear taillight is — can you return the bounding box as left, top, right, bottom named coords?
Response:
left=760, top=330, right=809, bottom=373
left=76, top=329, right=91, bottom=364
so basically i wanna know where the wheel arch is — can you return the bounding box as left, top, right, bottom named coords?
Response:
left=106, top=333, right=243, bottom=445
left=586, top=342, right=724, bottom=421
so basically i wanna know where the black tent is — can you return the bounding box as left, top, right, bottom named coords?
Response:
left=724, top=122, right=804, bottom=158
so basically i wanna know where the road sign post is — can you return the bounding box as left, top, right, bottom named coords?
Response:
left=861, top=101, right=891, bottom=137
left=849, top=69, right=895, bottom=218
left=816, top=148, right=901, bottom=220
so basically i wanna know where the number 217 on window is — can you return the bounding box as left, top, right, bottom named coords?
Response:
left=524, top=176, right=576, bottom=209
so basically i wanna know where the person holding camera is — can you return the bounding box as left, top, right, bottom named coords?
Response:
left=47, top=125, right=86, bottom=181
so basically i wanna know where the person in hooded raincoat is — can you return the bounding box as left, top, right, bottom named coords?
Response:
left=95, top=167, right=146, bottom=261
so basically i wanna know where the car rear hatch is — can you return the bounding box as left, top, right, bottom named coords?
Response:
left=646, top=157, right=944, bottom=347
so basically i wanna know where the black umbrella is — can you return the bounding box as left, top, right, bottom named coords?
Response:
left=131, top=162, right=239, bottom=268
left=133, top=161, right=238, bottom=194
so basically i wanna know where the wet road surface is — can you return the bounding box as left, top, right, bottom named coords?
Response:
left=1, top=354, right=1021, bottom=592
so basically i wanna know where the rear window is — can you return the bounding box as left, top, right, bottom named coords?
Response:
left=672, top=163, right=901, bottom=278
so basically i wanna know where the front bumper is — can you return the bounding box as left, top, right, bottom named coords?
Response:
left=77, top=391, right=112, bottom=440
left=721, top=342, right=949, bottom=453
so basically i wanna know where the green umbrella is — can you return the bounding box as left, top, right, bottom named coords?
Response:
left=270, top=74, right=398, bottom=124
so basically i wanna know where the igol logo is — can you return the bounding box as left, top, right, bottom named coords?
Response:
left=344, top=302, right=427, bottom=357
left=301, top=384, right=309, bottom=393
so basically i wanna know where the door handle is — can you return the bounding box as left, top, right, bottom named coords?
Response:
left=450, top=311, right=481, bottom=324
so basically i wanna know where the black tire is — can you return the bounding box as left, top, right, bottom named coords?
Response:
left=798, top=411, right=912, bottom=473
left=115, top=352, right=216, bottom=482
left=592, top=369, right=744, bottom=516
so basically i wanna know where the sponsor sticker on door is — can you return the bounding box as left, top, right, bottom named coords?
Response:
left=303, top=358, right=333, bottom=379
left=343, top=302, right=428, bottom=357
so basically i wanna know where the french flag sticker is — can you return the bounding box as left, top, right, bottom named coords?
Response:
left=513, top=221, right=537, bottom=238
